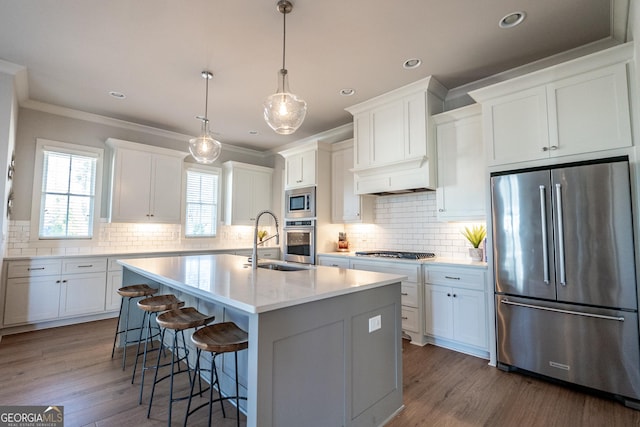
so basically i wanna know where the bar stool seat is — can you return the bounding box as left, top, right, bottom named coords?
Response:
left=133, top=294, right=186, bottom=404
left=111, top=283, right=158, bottom=370
left=147, top=307, right=215, bottom=426
left=185, top=322, right=248, bottom=427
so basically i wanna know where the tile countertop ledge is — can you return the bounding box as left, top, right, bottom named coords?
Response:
left=318, top=251, right=488, bottom=268
left=120, top=254, right=407, bottom=314
left=2, top=246, right=274, bottom=261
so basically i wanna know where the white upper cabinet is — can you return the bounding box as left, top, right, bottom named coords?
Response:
left=331, top=139, right=374, bottom=223
left=346, top=76, right=446, bottom=194
left=107, top=138, right=187, bottom=223
left=223, top=161, right=273, bottom=225
left=280, top=141, right=333, bottom=191
left=470, top=43, right=633, bottom=167
left=433, top=104, right=485, bottom=221
left=284, top=149, right=316, bottom=189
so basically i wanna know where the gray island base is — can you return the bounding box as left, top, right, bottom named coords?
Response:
left=119, top=254, right=405, bottom=427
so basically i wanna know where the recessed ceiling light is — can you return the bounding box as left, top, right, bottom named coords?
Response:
left=340, top=88, right=355, bottom=96
left=109, top=91, right=126, bottom=99
left=403, top=58, right=422, bottom=69
left=499, top=11, right=526, bottom=29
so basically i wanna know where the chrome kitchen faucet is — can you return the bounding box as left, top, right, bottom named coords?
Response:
left=252, top=210, right=280, bottom=269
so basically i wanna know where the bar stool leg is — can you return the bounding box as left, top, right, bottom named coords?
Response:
left=111, top=296, right=133, bottom=370
left=110, top=296, right=125, bottom=359
left=234, top=351, right=240, bottom=426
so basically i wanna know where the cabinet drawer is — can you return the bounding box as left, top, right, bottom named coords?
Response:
left=401, top=306, right=419, bottom=333
left=350, top=260, right=419, bottom=282
left=426, top=266, right=485, bottom=291
left=259, top=249, right=280, bottom=260
left=62, top=257, right=107, bottom=274
left=318, top=257, right=350, bottom=269
left=7, top=260, right=62, bottom=278
left=401, top=282, right=418, bottom=307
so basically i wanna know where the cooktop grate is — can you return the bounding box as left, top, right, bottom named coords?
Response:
left=354, top=250, right=436, bottom=260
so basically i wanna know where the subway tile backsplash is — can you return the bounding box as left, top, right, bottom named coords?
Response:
left=344, top=192, right=483, bottom=259
left=5, top=220, right=258, bottom=257
left=6, top=192, right=483, bottom=259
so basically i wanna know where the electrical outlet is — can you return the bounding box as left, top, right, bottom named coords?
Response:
left=368, top=314, right=381, bottom=333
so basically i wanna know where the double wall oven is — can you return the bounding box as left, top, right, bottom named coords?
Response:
left=283, top=186, right=316, bottom=264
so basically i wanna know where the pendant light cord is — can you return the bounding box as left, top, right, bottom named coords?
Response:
left=204, top=74, right=209, bottom=122
left=281, top=9, right=287, bottom=72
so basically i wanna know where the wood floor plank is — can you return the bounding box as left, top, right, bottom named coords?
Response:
left=1, top=319, right=639, bottom=426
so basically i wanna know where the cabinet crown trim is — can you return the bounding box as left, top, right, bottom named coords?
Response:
left=346, top=76, right=447, bottom=114
left=469, top=42, right=633, bottom=102
left=106, top=138, right=189, bottom=158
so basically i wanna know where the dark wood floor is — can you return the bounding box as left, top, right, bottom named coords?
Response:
left=1, top=319, right=639, bottom=426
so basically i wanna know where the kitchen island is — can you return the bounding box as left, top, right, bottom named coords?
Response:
left=119, top=254, right=406, bottom=427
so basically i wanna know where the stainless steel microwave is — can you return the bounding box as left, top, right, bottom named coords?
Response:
left=284, top=186, right=316, bottom=219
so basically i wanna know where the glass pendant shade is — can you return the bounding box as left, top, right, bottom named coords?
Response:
left=264, top=69, right=307, bottom=135
left=189, top=70, right=222, bottom=164
left=189, top=119, right=222, bottom=164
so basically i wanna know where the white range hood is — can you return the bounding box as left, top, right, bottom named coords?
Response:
left=346, top=76, right=446, bottom=195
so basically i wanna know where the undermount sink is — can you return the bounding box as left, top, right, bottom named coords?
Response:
left=257, top=263, right=309, bottom=272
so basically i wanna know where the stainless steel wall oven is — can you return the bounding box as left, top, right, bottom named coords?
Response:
left=283, top=219, right=315, bottom=264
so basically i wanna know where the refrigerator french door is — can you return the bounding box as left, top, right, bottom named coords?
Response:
left=492, top=157, right=640, bottom=404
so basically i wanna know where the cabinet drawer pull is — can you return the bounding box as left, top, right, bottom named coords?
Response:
left=444, top=275, right=460, bottom=280
left=62, top=280, right=67, bottom=283
left=401, top=292, right=409, bottom=296
left=56, top=280, right=61, bottom=283
left=401, top=316, right=408, bottom=320
left=27, top=267, right=46, bottom=271
left=77, top=265, right=93, bottom=268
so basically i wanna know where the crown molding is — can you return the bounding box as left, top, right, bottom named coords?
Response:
left=20, top=99, right=268, bottom=158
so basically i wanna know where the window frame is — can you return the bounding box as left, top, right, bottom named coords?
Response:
left=30, top=139, right=104, bottom=243
left=182, top=163, right=222, bottom=239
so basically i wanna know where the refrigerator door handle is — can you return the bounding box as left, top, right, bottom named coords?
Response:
left=555, top=183, right=567, bottom=286
left=500, top=299, right=625, bottom=322
left=539, top=185, right=550, bottom=284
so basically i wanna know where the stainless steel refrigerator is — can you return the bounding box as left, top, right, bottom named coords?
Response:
left=492, top=157, right=640, bottom=406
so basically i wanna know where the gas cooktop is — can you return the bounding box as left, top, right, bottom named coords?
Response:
left=354, top=250, right=436, bottom=260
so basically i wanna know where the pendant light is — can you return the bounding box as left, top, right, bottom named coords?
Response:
left=263, top=0, right=307, bottom=135
left=189, top=71, right=222, bottom=164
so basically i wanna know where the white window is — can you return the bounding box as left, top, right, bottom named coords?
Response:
left=31, top=139, right=103, bottom=240
left=184, top=166, right=220, bottom=238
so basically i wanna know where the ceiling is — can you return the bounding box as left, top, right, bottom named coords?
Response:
left=0, top=0, right=629, bottom=152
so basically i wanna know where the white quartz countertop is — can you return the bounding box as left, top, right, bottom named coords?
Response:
left=318, top=252, right=488, bottom=268
left=119, top=254, right=406, bottom=314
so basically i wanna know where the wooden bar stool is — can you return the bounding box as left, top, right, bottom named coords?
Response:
left=134, top=294, right=185, bottom=404
left=111, top=283, right=158, bottom=370
left=184, top=322, right=248, bottom=427
left=147, top=307, right=215, bottom=426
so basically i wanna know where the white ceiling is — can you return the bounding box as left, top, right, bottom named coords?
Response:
left=0, top=0, right=628, bottom=152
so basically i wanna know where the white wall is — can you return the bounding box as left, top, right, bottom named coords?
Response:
left=0, top=72, right=18, bottom=257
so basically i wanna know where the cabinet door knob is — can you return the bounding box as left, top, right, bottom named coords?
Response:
left=549, top=145, right=558, bottom=150
left=438, top=209, right=445, bottom=212
left=447, top=293, right=451, bottom=297
left=542, top=146, right=549, bottom=152
left=452, top=294, right=457, bottom=298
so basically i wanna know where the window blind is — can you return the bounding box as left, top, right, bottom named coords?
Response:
left=185, top=169, right=219, bottom=237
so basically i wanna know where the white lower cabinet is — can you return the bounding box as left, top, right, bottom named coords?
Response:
left=59, top=272, right=107, bottom=317
left=3, top=257, right=108, bottom=326
left=423, top=264, right=488, bottom=358
left=327, top=256, right=427, bottom=346
left=4, top=276, right=61, bottom=324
